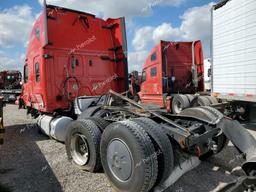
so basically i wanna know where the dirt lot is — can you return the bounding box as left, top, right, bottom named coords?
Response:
left=0, top=104, right=255, bottom=192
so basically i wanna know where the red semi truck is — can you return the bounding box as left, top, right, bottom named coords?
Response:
left=18, top=2, right=256, bottom=192
left=137, top=40, right=205, bottom=112
left=20, top=3, right=127, bottom=116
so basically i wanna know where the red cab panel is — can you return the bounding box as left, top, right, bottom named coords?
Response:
left=21, top=5, right=128, bottom=113
left=139, top=40, right=204, bottom=108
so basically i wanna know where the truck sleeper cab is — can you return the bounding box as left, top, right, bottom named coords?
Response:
left=138, top=40, right=206, bottom=113
left=20, top=4, right=128, bottom=116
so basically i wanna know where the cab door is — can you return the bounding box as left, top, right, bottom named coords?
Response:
left=65, top=54, right=83, bottom=100
left=33, top=56, right=41, bottom=92
left=139, top=50, right=164, bottom=107
left=31, top=55, right=44, bottom=110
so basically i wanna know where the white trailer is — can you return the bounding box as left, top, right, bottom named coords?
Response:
left=211, top=0, right=256, bottom=122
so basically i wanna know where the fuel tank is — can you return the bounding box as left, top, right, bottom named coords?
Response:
left=37, top=115, right=72, bottom=142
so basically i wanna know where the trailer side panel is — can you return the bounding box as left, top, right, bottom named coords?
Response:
left=212, top=0, right=256, bottom=102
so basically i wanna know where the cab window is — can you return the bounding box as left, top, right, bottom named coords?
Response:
left=24, top=64, right=28, bottom=83
left=141, top=71, right=146, bottom=82
left=35, top=63, right=40, bottom=82
left=151, top=52, right=157, bottom=61
left=35, top=27, right=40, bottom=40
left=150, top=67, right=157, bottom=77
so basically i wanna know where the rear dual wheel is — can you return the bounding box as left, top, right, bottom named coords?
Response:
left=198, top=96, right=211, bottom=106
left=65, top=119, right=102, bottom=172
left=185, top=94, right=195, bottom=103
left=172, top=95, right=219, bottom=113
left=192, top=96, right=218, bottom=107
left=172, top=94, right=190, bottom=114
left=100, top=120, right=159, bottom=192
left=205, top=96, right=218, bottom=105
left=101, top=118, right=174, bottom=192
left=131, top=118, right=174, bottom=186
left=67, top=117, right=174, bottom=192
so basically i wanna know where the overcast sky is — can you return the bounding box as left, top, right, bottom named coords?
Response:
left=0, top=0, right=217, bottom=72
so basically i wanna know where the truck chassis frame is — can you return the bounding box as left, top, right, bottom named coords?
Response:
left=62, top=90, right=256, bottom=192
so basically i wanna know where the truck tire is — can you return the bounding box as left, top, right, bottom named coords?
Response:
left=198, top=96, right=211, bottom=106
left=205, top=96, right=218, bottom=105
left=185, top=94, right=195, bottom=103
left=65, top=119, right=102, bottom=172
left=200, top=106, right=224, bottom=120
left=92, top=109, right=111, bottom=118
left=87, top=117, right=110, bottom=132
left=78, top=106, right=101, bottom=119
left=172, top=94, right=190, bottom=114
left=100, top=120, right=158, bottom=192
left=131, top=117, right=174, bottom=185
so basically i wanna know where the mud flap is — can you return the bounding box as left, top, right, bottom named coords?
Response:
left=217, top=176, right=256, bottom=192
left=220, top=119, right=256, bottom=176
left=179, top=107, right=256, bottom=176
left=154, top=151, right=201, bottom=192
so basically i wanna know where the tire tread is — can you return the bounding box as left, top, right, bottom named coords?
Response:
left=78, top=119, right=102, bottom=172
left=101, top=120, right=158, bottom=192
left=132, top=117, right=174, bottom=185
left=65, top=119, right=102, bottom=172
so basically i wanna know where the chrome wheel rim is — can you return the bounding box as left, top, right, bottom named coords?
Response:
left=174, top=101, right=183, bottom=113
left=71, top=133, right=89, bottom=166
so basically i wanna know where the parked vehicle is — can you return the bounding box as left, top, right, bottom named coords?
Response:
left=211, top=0, right=256, bottom=123
left=204, top=58, right=211, bottom=92
left=0, top=70, right=22, bottom=102
left=18, top=2, right=256, bottom=192
left=137, top=40, right=210, bottom=114
left=0, top=97, right=4, bottom=145
left=19, top=2, right=127, bottom=117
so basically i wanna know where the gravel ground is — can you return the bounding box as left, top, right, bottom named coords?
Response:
left=0, top=104, right=255, bottom=192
